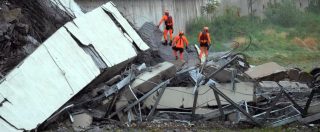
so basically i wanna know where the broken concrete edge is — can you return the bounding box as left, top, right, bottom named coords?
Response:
left=245, top=62, right=287, bottom=80
left=44, top=61, right=174, bottom=126
left=49, top=0, right=84, bottom=18
left=124, top=61, right=176, bottom=100
left=41, top=59, right=139, bottom=126
left=144, top=82, right=255, bottom=109
left=110, top=79, right=171, bottom=119
left=101, top=2, right=149, bottom=52
left=299, top=112, right=320, bottom=124
left=71, top=112, right=93, bottom=131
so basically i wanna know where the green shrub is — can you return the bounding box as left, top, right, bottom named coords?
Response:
left=307, top=0, right=320, bottom=14
left=264, top=0, right=303, bottom=27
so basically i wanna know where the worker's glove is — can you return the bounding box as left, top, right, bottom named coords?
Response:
left=186, top=46, right=193, bottom=53
left=172, top=46, right=176, bottom=50
left=156, top=25, right=160, bottom=29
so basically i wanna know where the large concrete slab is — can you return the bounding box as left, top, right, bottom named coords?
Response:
left=203, top=66, right=233, bottom=83
left=245, top=62, right=286, bottom=80
left=125, top=61, right=176, bottom=100
left=64, top=7, right=137, bottom=67
left=0, top=2, right=147, bottom=131
left=144, top=82, right=255, bottom=109
left=0, top=28, right=100, bottom=130
left=101, top=2, right=149, bottom=51
left=0, top=119, right=19, bottom=132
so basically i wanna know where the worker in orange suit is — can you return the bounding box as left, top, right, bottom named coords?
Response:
left=198, top=27, right=211, bottom=59
left=172, top=31, right=189, bottom=61
left=157, top=10, right=174, bottom=45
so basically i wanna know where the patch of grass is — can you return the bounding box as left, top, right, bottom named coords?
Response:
left=186, top=2, right=320, bottom=70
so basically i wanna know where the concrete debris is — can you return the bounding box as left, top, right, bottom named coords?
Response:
left=298, top=71, right=313, bottom=84
left=203, top=66, right=233, bottom=83
left=299, top=113, right=320, bottom=124
left=72, top=113, right=93, bottom=131
left=1, top=1, right=320, bottom=131
left=245, top=62, right=287, bottom=81
left=200, top=105, right=235, bottom=121
left=228, top=111, right=247, bottom=123
left=287, top=68, right=300, bottom=81
left=278, top=81, right=311, bottom=93
left=144, top=82, right=254, bottom=109
left=258, top=81, right=281, bottom=93
left=124, top=61, right=176, bottom=100
left=307, top=102, right=320, bottom=114
left=202, top=66, right=245, bottom=83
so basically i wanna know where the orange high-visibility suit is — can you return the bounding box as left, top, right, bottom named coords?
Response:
left=198, top=31, right=211, bottom=59
left=172, top=34, right=188, bottom=61
left=158, top=14, right=174, bottom=44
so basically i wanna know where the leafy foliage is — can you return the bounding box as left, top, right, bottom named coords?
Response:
left=307, top=0, right=320, bottom=14
left=264, top=0, right=302, bottom=27
left=186, top=1, right=320, bottom=70
left=201, top=0, right=220, bottom=15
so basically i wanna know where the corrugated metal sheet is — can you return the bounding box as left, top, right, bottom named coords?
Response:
left=0, top=2, right=148, bottom=131
left=101, top=2, right=149, bottom=51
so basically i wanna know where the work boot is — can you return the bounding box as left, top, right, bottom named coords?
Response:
left=175, top=56, right=178, bottom=60
left=169, top=40, right=172, bottom=46
left=162, top=40, right=168, bottom=46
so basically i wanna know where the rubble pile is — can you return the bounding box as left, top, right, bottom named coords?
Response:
left=41, top=22, right=320, bottom=130
left=1, top=1, right=320, bottom=131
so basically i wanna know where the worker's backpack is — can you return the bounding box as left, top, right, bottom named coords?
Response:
left=165, top=16, right=173, bottom=26
left=200, top=31, right=208, bottom=43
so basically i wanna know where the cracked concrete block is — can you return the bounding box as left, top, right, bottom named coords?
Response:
left=279, top=81, right=311, bottom=93
left=308, top=103, right=320, bottom=114
left=144, top=82, right=255, bottom=109
left=72, top=113, right=93, bottom=131
left=125, top=61, right=176, bottom=100
left=171, top=60, right=186, bottom=71
left=298, top=71, right=313, bottom=84
left=245, top=62, right=286, bottom=81
left=195, top=108, right=215, bottom=115
left=89, top=109, right=106, bottom=119
left=257, top=81, right=280, bottom=100
left=203, top=65, right=233, bottom=83
left=288, top=68, right=300, bottom=81
left=228, top=112, right=247, bottom=123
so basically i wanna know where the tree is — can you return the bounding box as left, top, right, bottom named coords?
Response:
left=201, top=0, right=220, bottom=18
left=308, top=0, right=320, bottom=13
